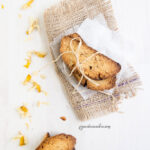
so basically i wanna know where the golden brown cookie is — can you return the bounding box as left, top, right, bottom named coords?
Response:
left=86, top=76, right=116, bottom=91
left=67, top=60, right=116, bottom=91
left=72, top=70, right=116, bottom=91
left=60, top=33, right=121, bottom=80
left=36, top=133, right=76, bottom=150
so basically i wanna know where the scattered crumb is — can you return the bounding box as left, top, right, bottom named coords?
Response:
left=1, top=4, right=4, bottom=9
left=32, top=51, right=46, bottom=58
left=23, top=75, right=46, bottom=94
left=60, top=116, right=66, bottom=121
left=24, top=51, right=46, bottom=69
left=42, top=90, right=48, bottom=96
left=27, top=51, right=33, bottom=57
left=37, top=101, right=49, bottom=107
left=18, top=14, right=22, bottom=18
left=32, top=71, right=39, bottom=76
left=20, top=105, right=28, bottom=113
left=32, top=81, right=41, bottom=92
left=13, top=132, right=27, bottom=146
left=21, top=0, right=34, bottom=9
left=25, top=122, right=29, bottom=129
left=17, top=105, right=29, bottom=118
left=19, top=136, right=25, bottom=146
left=29, top=51, right=47, bottom=58
left=26, top=17, right=40, bottom=35
left=23, top=74, right=32, bottom=85
left=40, top=74, right=46, bottom=79
left=26, top=30, right=29, bottom=35
left=24, top=57, right=31, bottom=68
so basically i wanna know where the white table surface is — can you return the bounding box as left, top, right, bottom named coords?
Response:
left=0, top=0, right=150, bottom=150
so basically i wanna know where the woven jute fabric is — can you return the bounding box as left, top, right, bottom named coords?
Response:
left=44, top=0, right=141, bottom=121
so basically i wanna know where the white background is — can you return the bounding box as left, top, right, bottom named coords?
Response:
left=0, top=0, right=150, bottom=150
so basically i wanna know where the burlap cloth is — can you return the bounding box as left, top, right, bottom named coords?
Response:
left=44, top=0, right=141, bottom=121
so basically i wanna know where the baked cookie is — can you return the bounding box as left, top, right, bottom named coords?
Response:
left=36, top=133, right=76, bottom=150
left=66, top=58, right=116, bottom=91
left=60, top=33, right=121, bottom=80
left=72, top=69, right=116, bottom=91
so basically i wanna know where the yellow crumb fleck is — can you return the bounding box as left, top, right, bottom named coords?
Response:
left=13, top=132, right=21, bottom=140
left=42, top=90, right=48, bottom=96
left=19, top=136, right=25, bottom=146
left=27, top=51, right=33, bottom=57
left=20, top=106, right=28, bottom=113
left=21, top=0, right=34, bottom=9
left=26, top=17, right=40, bottom=35
left=24, top=51, right=46, bottom=68
left=32, top=81, right=41, bottom=92
left=33, top=51, right=46, bottom=58
left=25, top=122, right=29, bottom=129
left=17, top=105, right=29, bottom=118
left=26, top=30, right=29, bottom=35
left=23, top=74, right=32, bottom=85
left=36, top=101, right=41, bottom=107
left=37, top=101, right=49, bottom=107
left=24, top=57, right=31, bottom=68
left=18, top=14, right=22, bottom=18
left=40, top=74, right=46, bottom=79
left=32, top=70, right=39, bottom=76
left=13, top=132, right=27, bottom=146
left=1, top=4, right=4, bottom=9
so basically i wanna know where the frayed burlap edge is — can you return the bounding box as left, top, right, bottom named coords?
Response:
left=44, top=0, right=141, bottom=121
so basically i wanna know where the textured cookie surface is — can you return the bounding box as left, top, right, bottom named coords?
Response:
left=60, top=33, right=121, bottom=80
left=72, top=69, right=116, bottom=91
left=36, top=133, right=76, bottom=150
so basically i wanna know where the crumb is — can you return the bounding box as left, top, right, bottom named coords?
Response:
left=23, top=74, right=32, bottom=85
left=21, top=0, right=34, bottom=9
left=25, top=78, right=44, bottom=94
left=24, top=57, right=31, bottom=68
left=42, top=90, right=48, bottom=96
left=18, top=14, right=22, bottom=18
left=20, top=105, right=28, bottom=112
left=24, top=51, right=46, bottom=68
left=37, top=101, right=49, bottom=107
left=25, top=122, right=29, bottom=129
left=1, top=4, right=4, bottom=9
left=19, top=136, right=25, bottom=146
left=26, top=17, right=40, bottom=35
left=32, top=71, right=39, bottom=76
left=13, top=132, right=27, bottom=146
left=36, top=101, right=41, bottom=107
left=26, top=30, right=29, bottom=35
left=32, top=51, right=46, bottom=58
left=32, top=81, right=41, bottom=92
left=40, top=74, right=46, bottom=79
left=17, top=105, right=29, bottom=118
left=60, top=116, right=66, bottom=121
